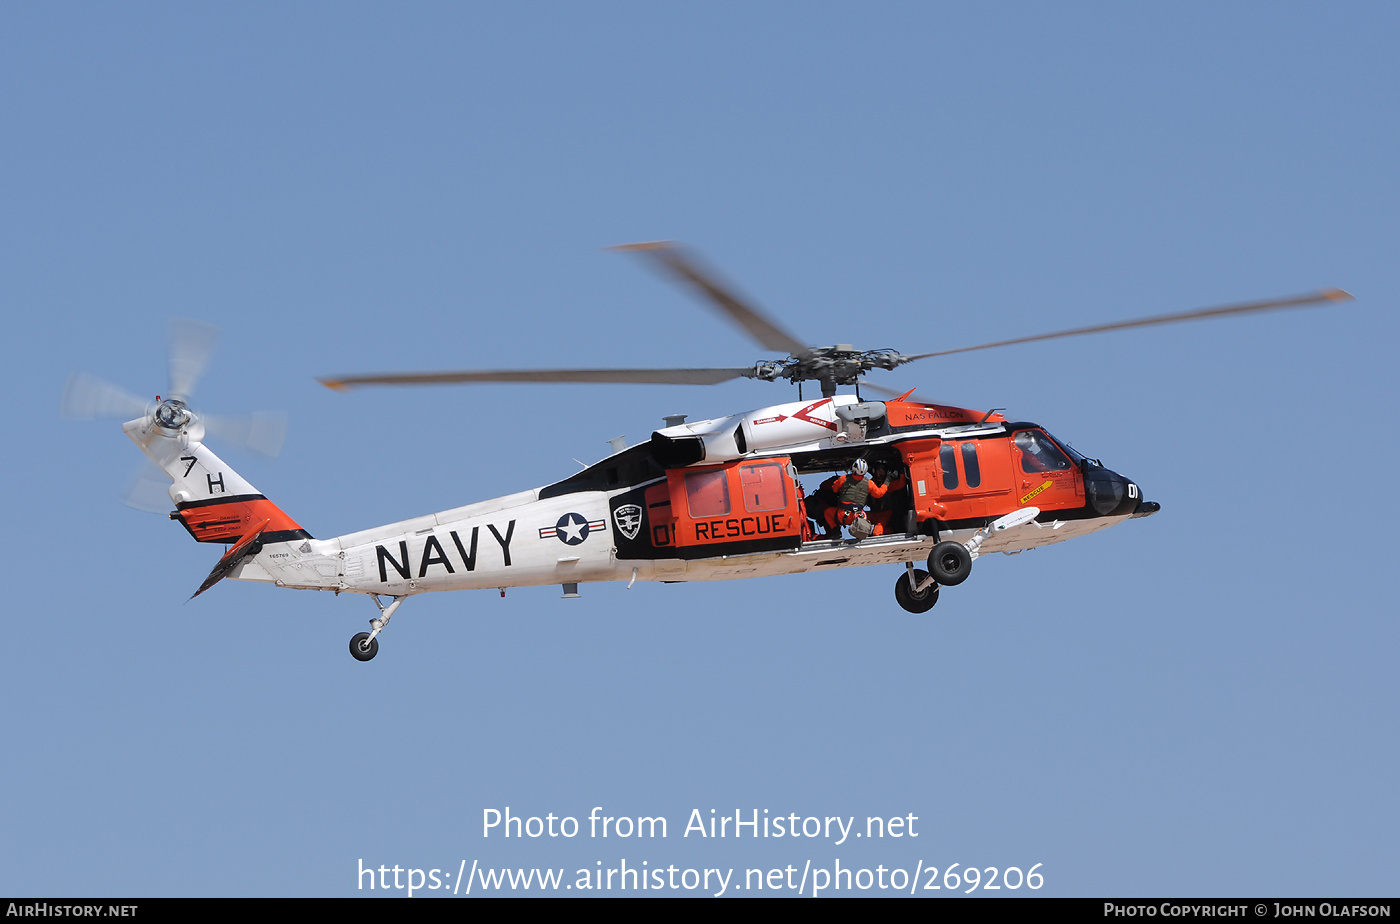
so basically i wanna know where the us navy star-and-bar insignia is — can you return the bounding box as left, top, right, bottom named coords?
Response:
left=613, top=504, right=642, bottom=541
left=538, top=512, right=606, bottom=545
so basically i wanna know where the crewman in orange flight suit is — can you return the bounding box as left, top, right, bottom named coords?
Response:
left=823, top=459, right=908, bottom=537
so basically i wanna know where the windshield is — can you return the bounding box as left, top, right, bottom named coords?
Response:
left=1044, top=431, right=1087, bottom=465
left=1014, top=429, right=1073, bottom=473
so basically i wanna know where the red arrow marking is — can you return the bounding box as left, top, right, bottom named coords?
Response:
left=792, top=399, right=837, bottom=431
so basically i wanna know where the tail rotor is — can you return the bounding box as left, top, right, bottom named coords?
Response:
left=62, top=320, right=289, bottom=511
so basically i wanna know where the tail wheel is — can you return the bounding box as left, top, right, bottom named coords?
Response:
left=349, top=632, right=379, bottom=662
left=895, top=569, right=939, bottom=613
left=928, top=541, right=972, bottom=586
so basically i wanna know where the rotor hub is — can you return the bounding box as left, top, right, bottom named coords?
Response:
left=769, top=347, right=908, bottom=388
left=154, top=397, right=193, bottom=431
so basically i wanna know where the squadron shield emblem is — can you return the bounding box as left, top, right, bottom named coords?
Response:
left=613, top=504, right=642, bottom=541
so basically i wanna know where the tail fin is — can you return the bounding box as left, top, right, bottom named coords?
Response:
left=123, top=415, right=310, bottom=545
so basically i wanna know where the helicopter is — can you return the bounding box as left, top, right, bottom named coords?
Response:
left=63, top=243, right=1352, bottom=661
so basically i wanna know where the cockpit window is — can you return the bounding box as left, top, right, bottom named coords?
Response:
left=1015, top=430, right=1072, bottom=473
left=1046, top=431, right=1087, bottom=465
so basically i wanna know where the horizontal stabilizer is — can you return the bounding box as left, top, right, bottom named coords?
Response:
left=192, top=518, right=269, bottom=599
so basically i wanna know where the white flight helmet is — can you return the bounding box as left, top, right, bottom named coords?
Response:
left=849, top=459, right=869, bottom=478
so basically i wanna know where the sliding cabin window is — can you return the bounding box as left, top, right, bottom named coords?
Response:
left=960, top=442, right=982, bottom=488
left=940, top=443, right=959, bottom=490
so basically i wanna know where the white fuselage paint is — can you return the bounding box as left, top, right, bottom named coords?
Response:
left=228, top=482, right=1130, bottom=596
left=120, top=396, right=1138, bottom=600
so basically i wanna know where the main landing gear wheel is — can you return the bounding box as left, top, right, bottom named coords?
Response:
left=895, top=569, right=940, bottom=613
left=928, top=541, right=973, bottom=586
left=349, top=632, right=379, bottom=662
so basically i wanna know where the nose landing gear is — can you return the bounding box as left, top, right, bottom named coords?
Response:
left=895, top=507, right=1042, bottom=613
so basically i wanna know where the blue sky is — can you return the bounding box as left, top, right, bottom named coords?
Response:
left=2, top=3, right=1396, bottom=897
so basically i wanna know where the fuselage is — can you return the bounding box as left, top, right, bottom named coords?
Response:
left=210, top=395, right=1155, bottom=596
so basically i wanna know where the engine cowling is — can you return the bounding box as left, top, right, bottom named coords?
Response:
left=649, top=395, right=876, bottom=466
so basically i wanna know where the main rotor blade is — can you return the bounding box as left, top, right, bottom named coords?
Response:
left=168, top=319, right=220, bottom=399
left=61, top=372, right=150, bottom=420
left=859, top=380, right=937, bottom=405
left=612, top=241, right=811, bottom=358
left=905, top=289, right=1353, bottom=361
left=319, top=367, right=756, bottom=390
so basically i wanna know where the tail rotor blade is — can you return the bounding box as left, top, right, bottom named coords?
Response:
left=121, top=461, right=173, bottom=513
left=168, top=319, right=220, bottom=399
left=61, top=372, right=150, bottom=420
left=202, top=411, right=288, bottom=459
